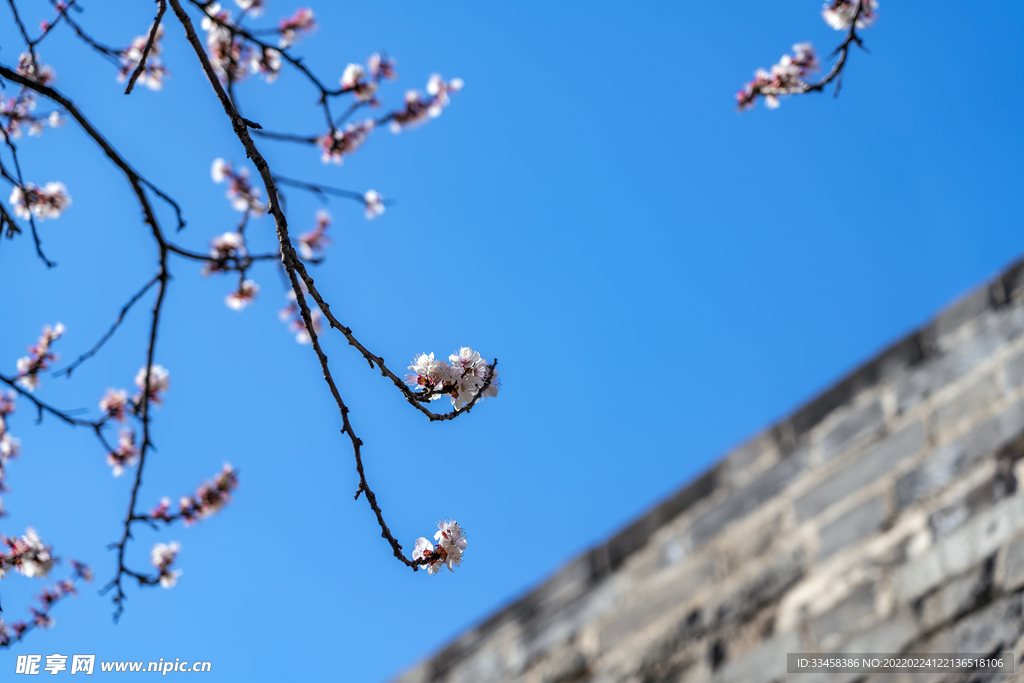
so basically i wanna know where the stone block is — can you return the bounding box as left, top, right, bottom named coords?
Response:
left=997, top=529, right=1024, bottom=592
left=712, top=549, right=805, bottom=630
left=918, top=562, right=991, bottom=632
left=818, top=496, right=887, bottom=559
left=809, top=582, right=876, bottom=646
left=935, top=372, right=1000, bottom=429
left=819, top=401, right=886, bottom=462
left=920, top=593, right=1024, bottom=655
left=1005, top=348, right=1024, bottom=389
left=796, top=421, right=924, bottom=522
left=691, top=451, right=807, bottom=547
left=897, top=327, right=1007, bottom=414
left=716, top=630, right=800, bottom=683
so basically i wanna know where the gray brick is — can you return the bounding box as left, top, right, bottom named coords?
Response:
left=819, top=496, right=887, bottom=559
left=898, top=330, right=1004, bottom=414
left=920, top=593, right=1024, bottom=656
left=897, top=401, right=1024, bottom=509
left=718, top=630, right=800, bottom=683
left=819, top=401, right=886, bottom=462
left=691, top=451, right=808, bottom=547
left=837, top=608, right=919, bottom=654
left=796, top=422, right=925, bottom=522
left=810, top=582, right=876, bottom=646
left=935, top=372, right=1000, bottom=429
left=1006, top=348, right=1024, bottom=389
left=599, top=559, right=715, bottom=652
left=932, top=286, right=994, bottom=344
left=918, top=563, right=990, bottom=632
left=713, top=549, right=805, bottom=629
left=998, top=530, right=1024, bottom=592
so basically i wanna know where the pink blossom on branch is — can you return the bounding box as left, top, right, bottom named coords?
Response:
left=822, top=0, right=878, bottom=30
left=736, top=43, right=819, bottom=111
left=202, top=229, right=247, bottom=276
left=15, top=323, right=65, bottom=392
left=150, top=541, right=182, bottom=588
left=99, top=389, right=129, bottom=422
left=297, top=210, right=331, bottom=259
left=225, top=279, right=260, bottom=310
left=279, top=289, right=324, bottom=344
left=15, top=53, right=56, bottom=86
left=133, top=364, right=170, bottom=406
left=389, top=75, right=463, bottom=133
left=368, top=52, right=397, bottom=81
left=0, top=95, right=62, bottom=139
left=277, top=7, right=316, bottom=49
left=178, top=464, right=239, bottom=525
left=106, top=430, right=139, bottom=478
left=318, top=120, right=374, bottom=164
left=9, top=182, right=72, bottom=221
left=405, top=347, right=499, bottom=411
left=210, top=158, right=265, bottom=214
left=412, top=519, right=468, bottom=575
left=117, top=24, right=169, bottom=91
left=363, top=190, right=384, bottom=220
left=340, top=63, right=377, bottom=102
left=0, top=528, right=54, bottom=579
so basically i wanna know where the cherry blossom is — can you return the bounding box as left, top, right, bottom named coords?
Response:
left=279, top=289, right=324, bottom=344
left=363, top=190, right=384, bottom=220
left=106, top=430, right=139, bottom=478
left=368, top=52, right=398, bottom=81
left=150, top=542, right=182, bottom=589
left=249, top=47, right=282, bottom=83
left=278, top=7, right=316, bottom=48
left=118, top=24, right=169, bottom=91
left=405, top=347, right=499, bottom=410
left=341, top=63, right=377, bottom=102
left=15, top=323, right=65, bottom=392
left=412, top=519, right=468, bottom=575
left=822, top=0, right=878, bottom=30
left=318, top=120, right=374, bottom=164
left=134, top=364, right=170, bottom=405
left=297, top=210, right=331, bottom=259
left=1, top=528, right=54, bottom=579
left=210, top=158, right=265, bottom=214
left=150, top=496, right=172, bottom=521
left=235, top=0, right=265, bottom=17
left=202, top=230, right=248, bottom=276
left=15, top=53, right=56, bottom=86
left=9, top=182, right=72, bottom=221
left=201, top=4, right=251, bottom=83
left=178, top=464, right=239, bottom=526
left=736, top=43, right=819, bottom=111
left=0, top=94, right=60, bottom=139
left=389, top=75, right=463, bottom=133
left=99, top=389, right=129, bottom=421
left=225, top=279, right=260, bottom=310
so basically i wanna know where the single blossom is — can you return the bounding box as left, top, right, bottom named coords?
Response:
left=249, top=47, right=282, bottom=82
left=298, top=210, right=331, bottom=259
left=150, top=541, right=182, bottom=589
left=278, top=7, right=316, bottom=48
left=226, top=279, right=260, bottom=310
left=99, top=388, right=129, bottom=421
left=368, top=52, right=398, bottom=81
left=134, top=364, right=170, bottom=405
left=106, top=429, right=139, bottom=477
left=235, top=0, right=265, bottom=16
left=341, top=63, right=377, bottom=102
left=363, top=190, right=385, bottom=220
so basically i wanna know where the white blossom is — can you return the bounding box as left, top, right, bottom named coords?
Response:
left=364, top=190, right=385, bottom=220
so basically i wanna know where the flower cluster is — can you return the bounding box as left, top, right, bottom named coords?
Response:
left=250, top=46, right=283, bottom=83
left=278, top=7, right=316, bottom=49
left=297, top=210, right=331, bottom=260
left=106, top=430, right=139, bottom=478
left=822, top=0, right=878, bottom=30
left=176, top=464, right=239, bottom=526
left=15, top=323, right=65, bottom=392
left=317, top=119, right=374, bottom=164
left=9, top=182, right=72, bottom=221
left=412, top=519, right=467, bottom=575
left=201, top=4, right=250, bottom=83
left=389, top=74, right=463, bottom=133
left=15, top=52, right=56, bottom=86
left=0, top=566, right=89, bottom=647
left=405, top=347, right=499, bottom=411
left=235, top=0, right=266, bottom=17
left=150, top=542, right=182, bottom=589
left=736, top=43, right=818, bottom=111
left=201, top=230, right=248, bottom=276
left=0, top=392, right=20, bottom=515
left=134, top=364, right=170, bottom=406
left=279, top=288, right=323, bottom=344
left=118, top=24, right=169, bottom=91
left=226, top=279, right=260, bottom=311
left=340, top=63, right=377, bottom=102
left=1, top=95, right=61, bottom=139
left=0, top=528, right=54, bottom=579
left=211, top=159, right=265, bottom=214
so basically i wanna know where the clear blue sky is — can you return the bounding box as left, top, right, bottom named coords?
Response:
left=0, top=1, right=1022, bottom=680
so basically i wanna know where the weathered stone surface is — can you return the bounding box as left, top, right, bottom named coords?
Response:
left=809, top=582, right=876, bottom=646
left=997, top=529, right=1024, bottom=592
left=691, top=452, right=807, bottom=547
left=712, top=549, right=804, bottom=630
left=819, top=401, right=886, bottom=462
left=795, top=422, right=924, bottom=522
left=818, top=496, right=887, bottom=559
left=917, top=561, right=992, bottom=632
left=935, top=372, right=1000, bottom=429
left=716, top=630, right=800, bottom=683
left=1005, top=348, right=1024, bottom=389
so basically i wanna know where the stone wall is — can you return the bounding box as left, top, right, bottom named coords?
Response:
left=395, top=257, right=1024, bottom=683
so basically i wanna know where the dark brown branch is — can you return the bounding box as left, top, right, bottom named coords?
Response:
left=124, top=0, right=166, bottom=95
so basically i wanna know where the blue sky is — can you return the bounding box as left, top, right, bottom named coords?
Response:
left=0, top=0, right=1022, bottom=680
